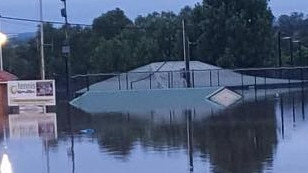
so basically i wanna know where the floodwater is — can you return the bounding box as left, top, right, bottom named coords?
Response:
left=0, top=88, right=308, bottom=173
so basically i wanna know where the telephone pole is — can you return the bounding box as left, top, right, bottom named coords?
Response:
left=60, top=0, right=71, bottom=99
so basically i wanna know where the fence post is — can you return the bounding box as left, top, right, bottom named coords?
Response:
left=150, top=74, right=152, bottom=89
left=86, top=74, right=90, bottom=91
left=171, top=72, right=174, bottom=88
left=210, top=70, right=212, bottom=87
left=264, top=70, right=267, bottom=97
left=217, top=70, right=220, bottom=86
left=254, top=74, right=257, bottom=102
left=168, top=72, right=171, bottom=88
left=192, top=70, right=195, bottom=88
left=254, top=75, right=257, bottom=90
left=241, top=72, right=244, bottom=89
left=118, top=74, right=121, bottom=90
left=126, top=73, right=129, bottom=90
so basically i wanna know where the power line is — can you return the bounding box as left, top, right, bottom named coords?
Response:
left=0, top=15, right=92, bottom=27
left=0, top=15, right=190, bottom=31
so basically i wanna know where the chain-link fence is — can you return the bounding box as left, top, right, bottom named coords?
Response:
left=69, top=67, right=308, bottom=97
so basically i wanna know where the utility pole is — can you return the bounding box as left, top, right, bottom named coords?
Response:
left=60, top=0, right=71, bottom=100
left=182, top=20, right=191, bottom=88
left=39, top=0, right=45, bottom=80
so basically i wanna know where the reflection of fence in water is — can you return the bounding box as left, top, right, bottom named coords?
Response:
left=277, top=88, right=307, bottom=139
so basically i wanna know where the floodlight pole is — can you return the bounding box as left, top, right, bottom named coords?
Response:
left=39, top=0, right=45, bottom=80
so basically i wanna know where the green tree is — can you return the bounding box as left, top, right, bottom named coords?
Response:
left=135, top=11, right=181, bottom=61
left=93, top=8, right=133, bottom=40
left=197, top=0, right=274, bottom=67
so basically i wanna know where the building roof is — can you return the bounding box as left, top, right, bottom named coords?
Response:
left=0, top=71, right=18, bottom=82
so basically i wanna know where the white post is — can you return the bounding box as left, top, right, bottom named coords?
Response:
left=0, top=44, right=3, bottom=71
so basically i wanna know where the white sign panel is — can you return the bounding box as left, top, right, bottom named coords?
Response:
left=9, top=113, right=57, bottom=139
left=8, top=80, right=56, bottom=106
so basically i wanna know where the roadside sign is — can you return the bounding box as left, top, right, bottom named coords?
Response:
left=7, top=80, right=56, bottom=106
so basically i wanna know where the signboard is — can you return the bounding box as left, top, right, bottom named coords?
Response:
left=8, top=80, right=56, bottom=106
left=206, top=87, right=242, bottom=107
left=9, top=113, right=57, bottom=139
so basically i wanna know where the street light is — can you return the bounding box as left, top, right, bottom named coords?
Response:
left=282, top=36, right=293, bottom=66
left=0, top=32, right=7, bottom=71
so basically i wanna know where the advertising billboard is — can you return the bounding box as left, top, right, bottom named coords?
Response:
left=7, top=80, right=56, bottom=106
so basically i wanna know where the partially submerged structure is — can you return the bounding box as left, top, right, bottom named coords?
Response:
left=70, top=61, right=303, bottom=114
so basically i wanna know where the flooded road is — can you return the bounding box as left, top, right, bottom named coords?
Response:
left=0, top=88, right=307, bottom=173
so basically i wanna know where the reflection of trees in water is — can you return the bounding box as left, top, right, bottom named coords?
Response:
left=141, top=123, right=187, bottom=151
left=71, top=111, right=187, bottom=159
left=95, top=114, right=145, bottom=159
left=55, top=99, right=278, bottom=172
left=194, top=101, right=278, bottom=173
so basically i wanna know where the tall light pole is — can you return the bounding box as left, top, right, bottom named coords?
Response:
left=0, top=32, right=7, bottom=71
left=39, top=0, right=46, bottom=79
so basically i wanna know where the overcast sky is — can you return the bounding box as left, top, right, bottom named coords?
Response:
left=0, top=0, right=308, bottom=34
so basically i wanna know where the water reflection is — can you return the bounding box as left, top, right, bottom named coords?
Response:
left=0, top=88, right=308, bottom=173
left=194, top=101, right=278, bottom=173
left=8, top=113, right=57, bottom=139
left=186, top=110, right=194, bottom=173
left=0, top=154, right=13, bottom=173
left=276, top=87, right=307, bottom=139
left=67, top=99, right=278, bottom=173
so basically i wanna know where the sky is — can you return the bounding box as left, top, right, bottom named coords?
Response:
left=0, top=0, right=308, bottom=34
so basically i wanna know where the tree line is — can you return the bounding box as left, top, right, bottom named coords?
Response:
left=3, top=0, right=308, bottom=80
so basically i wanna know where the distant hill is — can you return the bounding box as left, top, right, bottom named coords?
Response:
left=8, top=32, right=36, bottom=46
left=16, top=32, right=36, bottom=41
